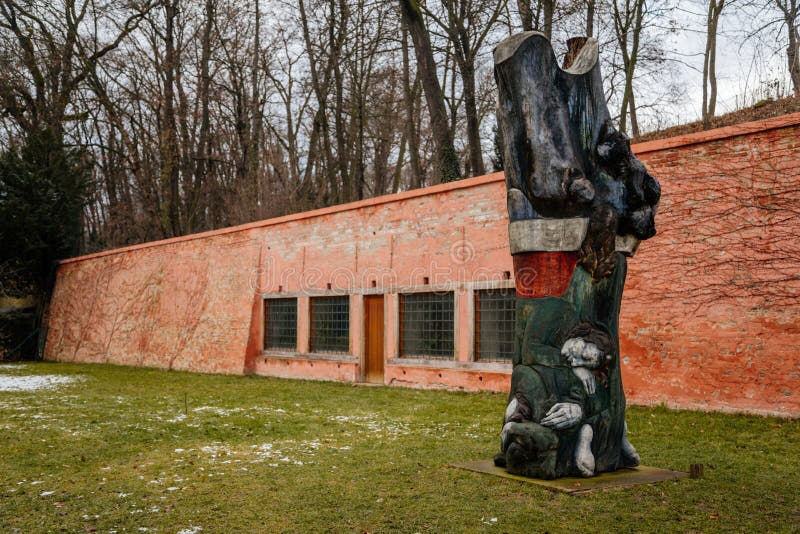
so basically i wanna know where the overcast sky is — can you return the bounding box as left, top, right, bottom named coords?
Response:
left=664, top=0, right=791, bottom=125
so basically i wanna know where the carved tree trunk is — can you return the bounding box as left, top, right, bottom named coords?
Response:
left=493, top=32, right=661, bottom=479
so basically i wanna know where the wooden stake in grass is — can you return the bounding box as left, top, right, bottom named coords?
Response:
left=690, top=463, right=704, bottom=479
left=184, top=392, right=188, bottom=415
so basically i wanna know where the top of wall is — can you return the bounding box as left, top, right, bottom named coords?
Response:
left=61, top=111, right=800, bottom=266
left=633, top=111, right=800, bottom=154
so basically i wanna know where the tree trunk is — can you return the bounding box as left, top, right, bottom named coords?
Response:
left=542, top=0, right=555, bottom=40
left=462, top=62, right=485, bottom=176
left=161, top=0, right=181, bottom=237
left=790, top=32, right=800, bottom=96
left=298, top=0, right=339, bottom=202
left=401, top=18, right=424, bottom=187
left=613, top=0, right=644, bottom=136
left=775, top=0, right=799, bottom=95
left=517, top=0, right=534, bottom=31
left=249, top=0, right=263, bottom=219
left=192, top=0, right=214, bottom=232
left=702, top=0, right=724, bottom=129
left=493, top=32, right=661, bottom=477
left=398, top=0, right=461, bottom=183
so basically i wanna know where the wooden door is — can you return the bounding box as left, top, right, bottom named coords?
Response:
left=364, top=295, right=384, bottom=384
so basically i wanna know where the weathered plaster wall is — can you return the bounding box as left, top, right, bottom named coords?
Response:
left=46, top=230, right=261, bottom=374
left=45, top=113, right=800, bottom=416
left=620, top=114, right=800, bottom=416
left=46, top=174, right=515, bottom=382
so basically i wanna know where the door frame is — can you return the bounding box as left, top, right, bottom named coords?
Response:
left=361, top=294, right=385, bottom=384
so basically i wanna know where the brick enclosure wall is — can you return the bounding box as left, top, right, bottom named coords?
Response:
left=620, top=114, right=800, bottom=416
left=45, top=113, right=800, bottom=416
left=45, top=174, right=516, bottom=386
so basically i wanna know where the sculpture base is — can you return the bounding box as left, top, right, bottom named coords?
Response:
left=451, top=460, right=688, bottom=495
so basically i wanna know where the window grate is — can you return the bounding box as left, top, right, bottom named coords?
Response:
left=311, top=296, right=350, bottom=353
left=474, top=288, right=516, bottom=362
left=264, top=298, right=297, bottom=351
left=400, top=292, right=454, bottom=359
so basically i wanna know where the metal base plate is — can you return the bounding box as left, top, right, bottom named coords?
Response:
left=451, top=460, right=688, bottom=495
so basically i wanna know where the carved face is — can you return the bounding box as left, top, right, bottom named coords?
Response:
left=596, top=121, right=661, bottom=240
left=561, top=337, right=603, bottom=369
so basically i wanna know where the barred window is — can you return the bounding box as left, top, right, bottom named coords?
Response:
left=310, top=296, right=350, bottom=353
left=474, top=288, right=516, bottom=361
left=400, top=292, right=454, bottom=359
left=264, top=298, right=297, bottom=351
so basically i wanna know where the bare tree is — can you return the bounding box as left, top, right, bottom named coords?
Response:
left=398, top=0, right=461, bottom=183
left=400, top=16, right=425, bottom=187
left=424, top=0, right=504, bottom=176
left=586, top=0, right=596, bottom=36
left=775, top=0, right=799, bottom=95
left=0, top=0, right=152, bottom=137
left=702, top=0, right=727, bottom=128
left=612, top=0, right=650, bottom=136
left=515, top=0, right=557, bottom=37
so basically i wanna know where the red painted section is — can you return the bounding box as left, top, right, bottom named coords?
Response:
left=513, top=252, right=579, bottom=298
left=44, top=113, right=800, bottom=416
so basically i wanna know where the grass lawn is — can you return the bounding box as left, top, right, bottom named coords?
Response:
left=0, top=363, right=798, bottom=533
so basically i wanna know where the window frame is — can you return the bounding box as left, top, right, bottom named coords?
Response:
left=399, top=290, right=455, bottom=360
left=309, top=295, right=351, bottom=354
left=263, top=296, right=298, bottom=352
left=473, top=287, right=516, bottom=362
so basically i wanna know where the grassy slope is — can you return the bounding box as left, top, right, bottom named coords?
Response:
left=0, top=363, right=798, bottom=533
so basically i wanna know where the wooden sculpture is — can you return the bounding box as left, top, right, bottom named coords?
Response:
left=493, top=33, right=661, bottom=479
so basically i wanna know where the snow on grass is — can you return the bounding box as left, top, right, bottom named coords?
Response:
left=0, top=364, right=27, bottom=370
left=328, top=413, right=410, bottom=438
left=191, top=406, right=249, bottom=417
left=0, top=374, right=83, bottom=392
left=169, top=438, right=335, bottom=468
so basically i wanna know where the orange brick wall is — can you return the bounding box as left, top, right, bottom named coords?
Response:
left=620, top=114, right=800, bottom=416
left=45, top=113, right=800, bottom=416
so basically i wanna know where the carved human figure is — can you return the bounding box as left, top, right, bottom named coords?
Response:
left=492, top=32, right=660, bottom=479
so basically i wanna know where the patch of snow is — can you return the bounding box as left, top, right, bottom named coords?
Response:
left=0, top=364, right=26, bottom=369
left=192, top=406, right=245, bottom=416
left=40, top=491, right=55, bottom=496
left=176, top=527, right=202, bottom=534
left=0, top=374, right=83, bottom=392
